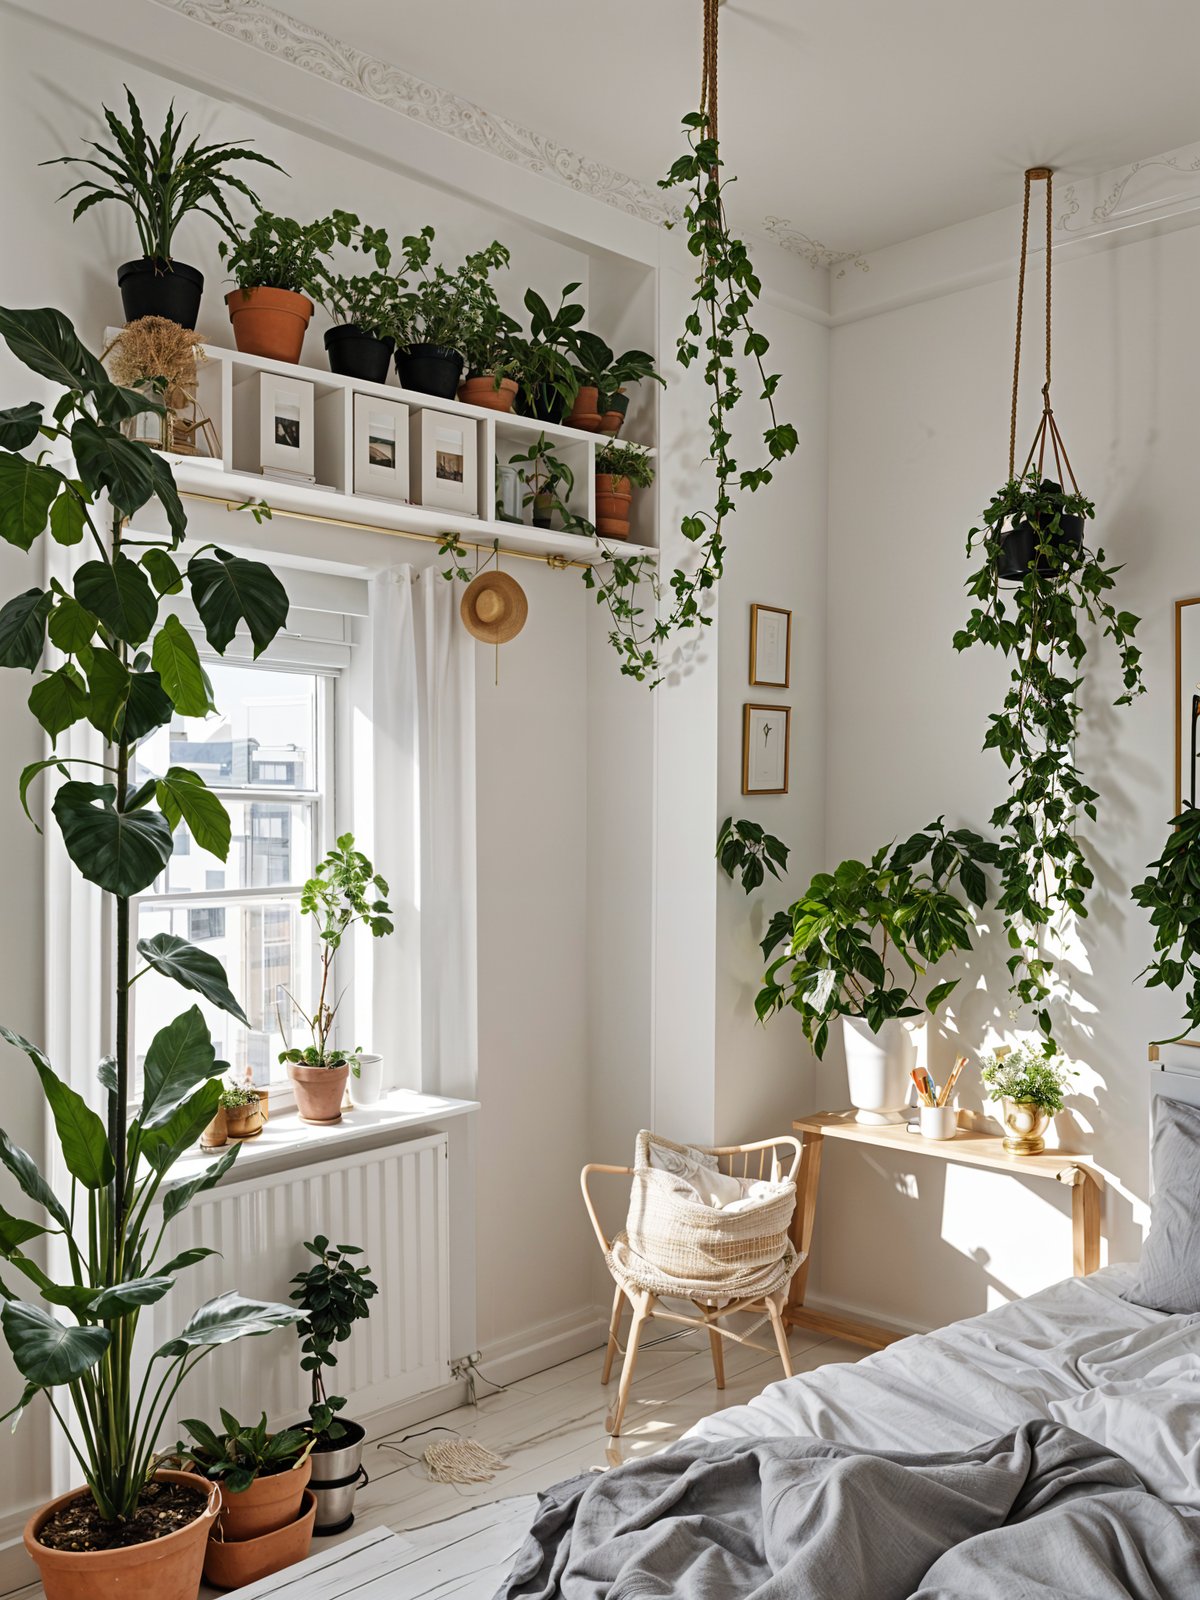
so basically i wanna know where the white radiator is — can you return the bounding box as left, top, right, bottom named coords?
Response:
left=146, top=1131, right=451, bottom=1439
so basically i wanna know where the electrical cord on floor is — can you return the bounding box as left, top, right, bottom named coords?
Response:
left=377, top=1424, right=507, bottom=1487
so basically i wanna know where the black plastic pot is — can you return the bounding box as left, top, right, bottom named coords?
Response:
left=995, top=481, right=1084, bottom=584
left=117, top=257, right=204, bottom=328
left=519, top=385, right=567, bottom=425
left=395, top=343, right=464, bottom=399
left=325, top=324, right=395, bottom=383
left=600, top=389, right=630, bottom=421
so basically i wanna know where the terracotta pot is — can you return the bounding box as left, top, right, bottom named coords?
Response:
left=203, top=1490, right=316, bottom=1591
left=216, top=1457, right=311, bottom=1542
left=200, top=1105, right=228, bottom=1149
left=224, top=1101, right=263, bottom=1140
left=598, top=411, right=625, bottom=436
left=458, top=375, right=518, bottom=412
left=225, top=286, right=313, bottom=363
left=289, top=1062, right=349, bottom=1124
left=566, top=384, right=601, bottom=432
left=258, top=1087, right=270, bottom=1124
left=24, top=1469, right=218, bottom=1600
left=595, top=473, right=633, bottom=541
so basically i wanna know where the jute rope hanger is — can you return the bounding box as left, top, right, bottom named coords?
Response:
left=1008, top=166, right=1080, bottom=494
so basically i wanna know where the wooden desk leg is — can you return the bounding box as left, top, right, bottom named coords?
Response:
left=786, top=1130, right=824, bottom=1320
left=1069, top=1169, right=1101, bottom=1277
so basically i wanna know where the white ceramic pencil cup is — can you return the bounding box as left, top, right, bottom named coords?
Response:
left=919, top=1104, right=958, bottom=1140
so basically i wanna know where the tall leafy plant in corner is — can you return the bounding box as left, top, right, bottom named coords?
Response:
left=0, top=306, right=300, bottom=1525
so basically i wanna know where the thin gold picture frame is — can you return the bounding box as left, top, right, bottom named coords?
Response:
left=749, top=603, right=792, bottom=688
left=1175, top=596, right=1200, bottom=816
left=742, top=703, right=791, bottom=795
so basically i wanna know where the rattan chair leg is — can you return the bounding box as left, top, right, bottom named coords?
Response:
left=607, top=1291, right=652, bottom=1437
left=707, top=1321, right=726, bottom=1390
left=601, top=1284, right=626, bottom=1386
left=767, top=1291, right=793, bottom=1378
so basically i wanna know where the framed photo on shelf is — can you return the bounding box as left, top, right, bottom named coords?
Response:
left=750, top=603, right=791, bottom=688
left=255, top=372, right=315, bottom=478
left=742, top=703, right=791, bottom=795
left=409, top=408, right=478, bottom=516
left=353, top=393, right=410, bottom=500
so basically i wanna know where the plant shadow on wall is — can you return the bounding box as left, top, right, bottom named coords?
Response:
left=0, top=307, right=301, bottom=1593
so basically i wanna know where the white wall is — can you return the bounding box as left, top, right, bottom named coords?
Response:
left=819, top=203, right=1197, bottom=1329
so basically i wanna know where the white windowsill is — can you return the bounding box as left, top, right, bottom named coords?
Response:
left=162, top=1088, right=479, bottom=1192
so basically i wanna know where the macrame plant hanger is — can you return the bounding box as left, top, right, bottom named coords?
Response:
left=1008, top=166, right=1079, bottom=499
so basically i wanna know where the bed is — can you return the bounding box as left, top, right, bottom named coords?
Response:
left=497, top=1063, right=1200, bottom=1596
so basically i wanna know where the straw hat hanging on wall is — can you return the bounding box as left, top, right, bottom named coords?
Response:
left=460, top=569, right=528, bottom=644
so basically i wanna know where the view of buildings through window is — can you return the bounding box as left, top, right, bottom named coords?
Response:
left=131, top=659, right=329, bottom=1090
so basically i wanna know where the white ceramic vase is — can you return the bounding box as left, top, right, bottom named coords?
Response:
left=841, top=1016, right=918, bottom=1125
left=348, top=1052, right=384, bottom=1108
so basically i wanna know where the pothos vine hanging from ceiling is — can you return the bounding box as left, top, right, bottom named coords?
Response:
left=952, top=167, right=1144, bottom=1050
left=583, top=0, right=798, bottom=683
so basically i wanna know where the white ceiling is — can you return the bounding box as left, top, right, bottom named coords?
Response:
left=274, top=0, right=1200, bottom=257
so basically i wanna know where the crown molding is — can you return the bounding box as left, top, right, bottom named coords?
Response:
left=152, top=0, right=680, bottom=227
left=762, top=217, right=869, bottom=278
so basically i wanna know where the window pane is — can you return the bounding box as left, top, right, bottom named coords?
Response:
left=134, top=662, right=318, bottom=791
left=142, top=799, right=315, bottom=895
left=135, top=898, right=316, bottom=1090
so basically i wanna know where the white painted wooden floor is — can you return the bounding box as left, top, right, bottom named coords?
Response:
left=302, top=1317, right=864, bottom=1597
left=18, top=1319, right=862, bottom=1598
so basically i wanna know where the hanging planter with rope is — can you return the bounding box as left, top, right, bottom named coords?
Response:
left=584, top=0, right=799, bottom=684
left=953, top=167, right=1145, bottom=1049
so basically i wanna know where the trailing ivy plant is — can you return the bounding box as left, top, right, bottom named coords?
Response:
left=716, top=817, right=789, bottom=894
left=583, top=111, right=797, bottom=685
left=0, top=306, right=299, bottom=1524
left=953, top=471, right=1144, bottom=1046
left=1131, top=806, right=1200, bottom=1043
left=755, top=820, right=997, bottom=1059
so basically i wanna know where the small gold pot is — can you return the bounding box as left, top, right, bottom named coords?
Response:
left=1000, top=1098, right=1052, bottom=1155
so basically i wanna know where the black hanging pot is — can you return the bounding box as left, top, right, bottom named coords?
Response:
left=995, top=480, right=1084, bottom=584
left=117, top=257, right=204, bottom=328
left=395, top=343, right=464, bottom=399
left=325, top=324, right=395, bottom=383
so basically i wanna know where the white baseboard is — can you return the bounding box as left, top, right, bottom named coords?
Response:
left=0, top=1509, right=37, bottom=1596
left=476, top=1305, right=610, bottom=1389
left=800, top=1289, right=929, bottom=1341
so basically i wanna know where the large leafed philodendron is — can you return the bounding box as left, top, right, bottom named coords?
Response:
left=0, top=305, right=301, bottom=1524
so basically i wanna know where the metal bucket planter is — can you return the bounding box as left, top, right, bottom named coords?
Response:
left=310, top=1423, right=368, bottom=1536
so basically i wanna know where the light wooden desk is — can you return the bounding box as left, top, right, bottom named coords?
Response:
left=785, top=1110, right=1104, bottom=1352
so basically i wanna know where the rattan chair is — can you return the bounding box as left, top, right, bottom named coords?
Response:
left=581, top=1133, right=803, bottom=1437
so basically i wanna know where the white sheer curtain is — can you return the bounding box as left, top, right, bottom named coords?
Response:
left=369, top=567, right=477, bottom=1101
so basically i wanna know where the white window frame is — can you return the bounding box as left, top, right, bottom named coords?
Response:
left=128, top=652, right=343, bottom=1110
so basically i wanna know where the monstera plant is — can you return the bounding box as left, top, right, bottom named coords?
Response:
left=0, top=306, right=301, bottom=1583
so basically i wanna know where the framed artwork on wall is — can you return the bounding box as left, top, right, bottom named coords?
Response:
left=750, top=603, right=791, bottom=688
left=742, top=703, right=791, bottom=795
left=255, top=372, right=315, bottom=478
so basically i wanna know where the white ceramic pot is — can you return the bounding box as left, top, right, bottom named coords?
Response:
left=841, top=1017, right=918, bottom=1125
left=349, top=1052, right=383, bottom=1108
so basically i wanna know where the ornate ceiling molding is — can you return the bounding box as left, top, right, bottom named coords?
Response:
left=762, top=217, right=868, bottom=276
left=153, top=0, right=678, bottom=226
left=1057, top=147, right=1200, bottom=236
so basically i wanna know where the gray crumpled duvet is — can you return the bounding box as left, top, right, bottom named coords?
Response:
left=494, top=1420, right=1200, bottom=1599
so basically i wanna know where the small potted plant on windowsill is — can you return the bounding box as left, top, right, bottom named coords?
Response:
left=46, top=86, right=281, bottom=327
left=278, top=834, right=393, bottom=1121
left=291, top=1237, right=379, bottom=1534
left=221, top=1082, right=263, bottom=1140
left=595, top=440, right=655, bottom=541
left=757, top=820, right=998, bottom=1124
left=979, top=1044, right=1074, bottom=1155
left=220, top=210, right=363, bottom=364
left=316, top=223, right=399, bottom=382
left=177, top=1409, right=316, bottom=1588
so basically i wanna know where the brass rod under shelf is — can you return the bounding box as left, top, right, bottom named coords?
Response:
left=177, top=489, right=648, bottom=573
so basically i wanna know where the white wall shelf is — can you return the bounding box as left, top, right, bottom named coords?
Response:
left=167, top=340, right=658, bottom=569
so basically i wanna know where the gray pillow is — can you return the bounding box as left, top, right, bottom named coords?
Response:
left=1124, top=1093, right=1200, bottom=1314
